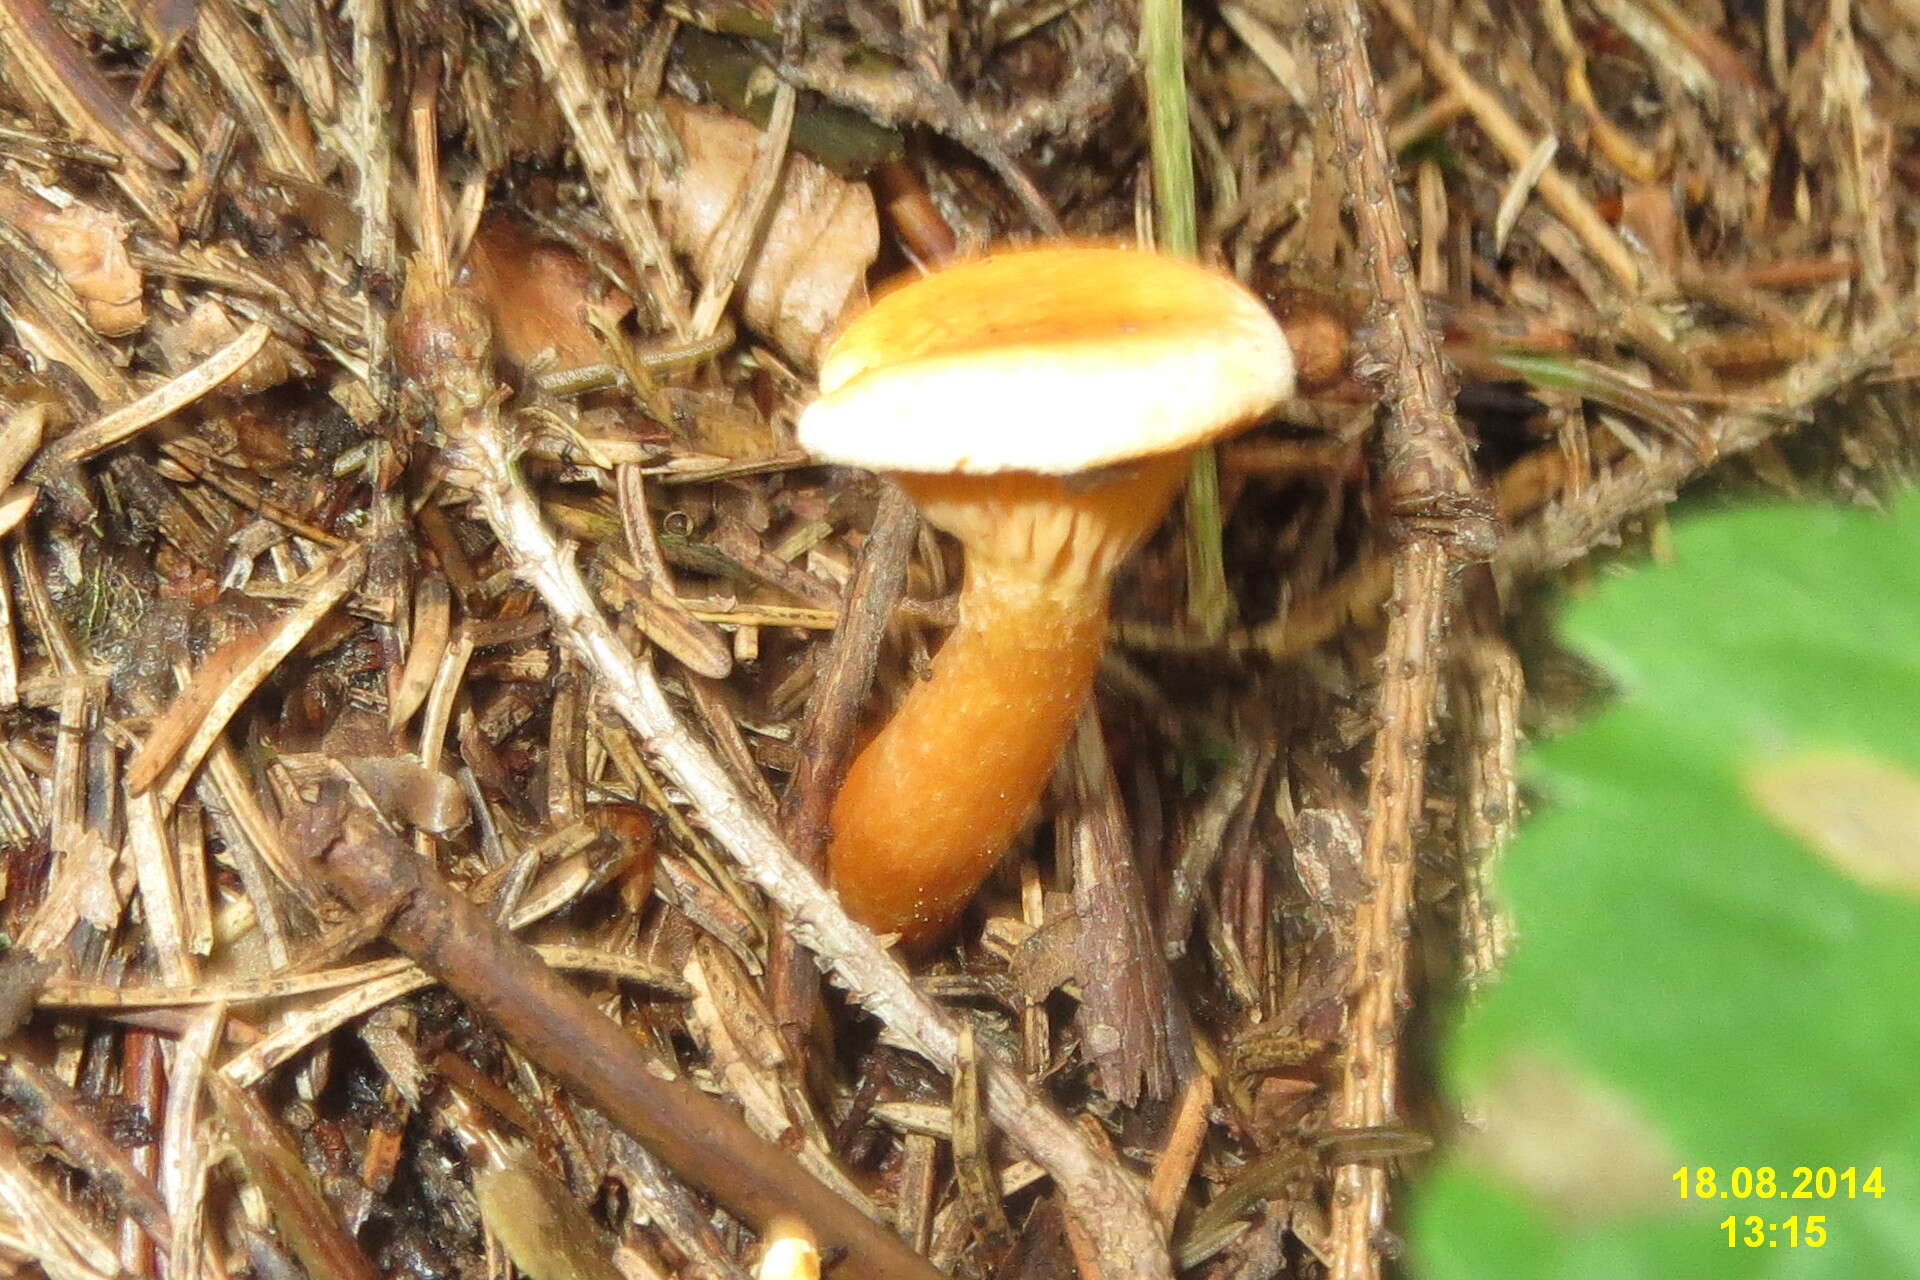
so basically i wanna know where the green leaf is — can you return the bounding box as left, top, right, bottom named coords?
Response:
left=1410, top=491, right=1920, bottom=1278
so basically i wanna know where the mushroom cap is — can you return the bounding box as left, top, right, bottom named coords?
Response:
left=798, top=245, right=1294, bottom=475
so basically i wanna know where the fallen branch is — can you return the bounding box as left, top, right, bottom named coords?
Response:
left=1306, top=1, right=1490, bottom=1276
left=300, top=791, right=939, bottom=1280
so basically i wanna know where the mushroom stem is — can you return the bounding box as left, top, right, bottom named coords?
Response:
left=827, top=562, right=1107, bottom=944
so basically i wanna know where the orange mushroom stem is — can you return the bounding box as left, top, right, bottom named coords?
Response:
left=828, top=459, right=1188, bottom=941
left=800, top=246, right=1294, bottom=944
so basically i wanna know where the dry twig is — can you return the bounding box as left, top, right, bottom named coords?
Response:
left=768, top=481, right=917, bottom=1052
left=1305, top=1, right=1489, bottom=1275
left=301, top=793, right=939, bottom=1280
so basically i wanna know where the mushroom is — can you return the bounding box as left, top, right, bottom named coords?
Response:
left=798, top=244, right=1294, bottom=944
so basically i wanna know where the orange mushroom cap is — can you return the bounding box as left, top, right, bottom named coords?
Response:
left=802, top=244, right=1293, bottom=475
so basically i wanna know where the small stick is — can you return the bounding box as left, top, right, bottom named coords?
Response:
left=125, top=789, right=195, bottom=985
left=608, top=1132, right=753, bottom=1280
left=207, top=1073, right=380, bottom=1280
left=175, top=454, right=350, bottom=548
left=302, top=794, right=944, bottom=1280
left=897, top=1133, right=939, bottom=1254
left=0, top=549, right=17, bottom=708
left=1451, top=631, right=1520, bottom=983
left=1146, top=1073, right=1212, bottom=1225
left=689, top=79, right=796, bottom=337
left=1307, top=3, right=1487, bottom=1277
left=614, top=464, right=733, bottom=679
left=685, top=674, right=779, bottom=811
left=0, top=1053, right=173, bottom=1250
left=346, top=0, right=398, bottom=407
left=768, top=482, right=917, bottom=1051
left=1326, top=543, right=1446, bottom=1278
left=952, top=1024, right=1014, bottom=1255
left=0, top=1107, right=120, bottom=1273
left=161, top=1004, right=223, bottom=1280
left=0, top=0, right=180, bottom=171
left=1738, top=256, right=1857, bottom=289
left=185, top=0, right=320, bottom=183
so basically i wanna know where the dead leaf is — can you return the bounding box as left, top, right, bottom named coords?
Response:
left=656, top=100, right=877, bottom=366
left=0, top=183, right=143, bottom=335
left=462, top=215, right=634, bottom=373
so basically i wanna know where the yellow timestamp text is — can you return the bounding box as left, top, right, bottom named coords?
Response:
left=1673, top=1165, right=1885, bottom=1201
left=1721, top=1215, right=1825, bottom=1248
